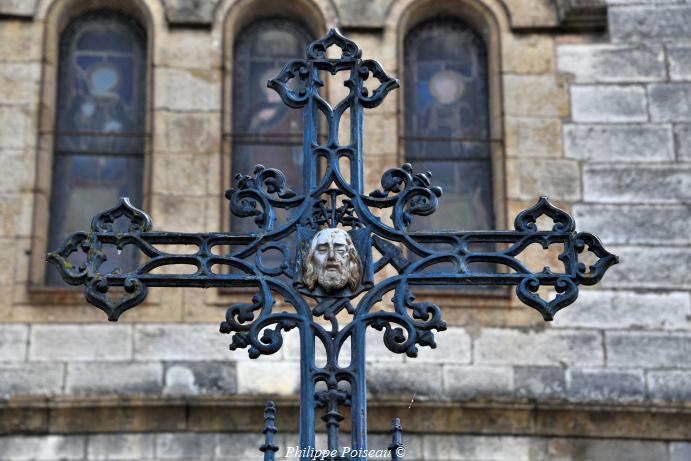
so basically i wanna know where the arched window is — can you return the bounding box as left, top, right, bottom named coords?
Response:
left=46, top=11, right=147, bottom=285
left=231, top=18, right=313, bottom=232
left=403, top=19, right=493, bottom=232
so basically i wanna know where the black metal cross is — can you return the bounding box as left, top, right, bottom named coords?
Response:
left=48, top=29, right=618, bottom=461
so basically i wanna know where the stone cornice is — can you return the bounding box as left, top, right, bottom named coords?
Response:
left=3, top=395, right=690, bottom=440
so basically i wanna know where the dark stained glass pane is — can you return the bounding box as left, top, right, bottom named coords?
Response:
left=231, top=19, right=313, bottom=233
left=404, top=19, right=496, bottom=289
left=46, top=11, right=146, bottom=286
left=404, top=19, right=493, bottom=232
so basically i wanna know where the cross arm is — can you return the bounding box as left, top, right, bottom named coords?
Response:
left=46, top=198, right=293, bottom=320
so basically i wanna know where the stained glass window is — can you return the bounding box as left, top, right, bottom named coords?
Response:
left=404, top=19, right=494, bottom=233
left=46, top=11, right=146, bottom=286
left=231, top=19, right=313, bottom=233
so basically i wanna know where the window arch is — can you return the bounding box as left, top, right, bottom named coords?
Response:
left=45, top=11, right=147, bottom=285
left=230, top=18, right=313, bottom=232
left=403, top=18, right=494, bottom=232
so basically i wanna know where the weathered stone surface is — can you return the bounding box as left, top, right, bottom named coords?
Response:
left=610, top=4, right=691, bottom=41
left=649, top=84, right=691, bottom=122
left=412, top=327, right=471, bottom=364
left=156, top=432, right=215, bottom=459
left=0, top=149, right=35, bottom=193
left=0, top=193, right=33, bottom=237
left=507, top=158, right=581, bottom=201
left=153, top=152, right=211, bottom=197
left=0, top=362, right=64, bottom=396
left=503, top=34, right=554, bottom=75
left=369, top=433, right=424, bottom=459
left=514, top=366, right=565, bottom=399
left=648, top=370, right=691, bottom=403
left=134, top=324, right=229, bottom=361
left=0, top=324, right=27, bottom=361
left=567, top=368, right=645, bottom=402
left=153, top=111, right=220, bottom=154
left=570, top=85, right=647, bottom=122
left=363, top=327, right=403, bottom=363
left=667, top=44, right=691, bottom=81
left=154, top=67, right=221, bottom=112
left=236, top=361, right=299, bottom=395
left=215, top=433, right=266, bottom=460
left=443, top=366, right=513, bottom=400
left=87, top=433, right=155, bottom=460
left=573, top=204, right=691, bottom=245
left=602, top=247, right=691, bottom=290
left=162, top=0, right=219, bottom=26
left=505, top=117, right=562, bottom=157
left=607, top=332, right=691, bottom=368
left=0, top=21, right=41, bottom=61
left=367, top=363, right=443, bottom=397
left=583, top=165, right=691, bottom=204
left=0, top=62, right=40, bottom=105
left=474, top=329, right=604, bottom=367
left=504, top=75, right=569, bottom=117
left=158, top=29, right=221, bottom=69
left=564, top=124, right=673, bottom=162
left=546, top=438, right=668, bottom=461
left=66, top=362, right=163, bottom=395
left=0, top=435, right=85, bottom=460
left=0, top=0, right=36, bottom=17
left=671, top=442, right=691, bottom=461
left=151, top=195, right=222, bottom=233
left=0, top=105, right=35, bottom=149
left=163, top=361, right=236, bottom=395
left=29, top=325, right=132, bottom=362
left=422, top=434, right=533, bottom=461
left=558, top=43, right=665, bottom=82
left=335, top=0, right=392, bottom=28
left=554, top=290, right=691, bottom=330
left=674, top=124, right=691, bottom=162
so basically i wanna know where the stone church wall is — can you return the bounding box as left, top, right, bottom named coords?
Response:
left=0, top=0, right=689, bottom=459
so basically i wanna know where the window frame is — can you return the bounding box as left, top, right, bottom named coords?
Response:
left=397, top=11, right=509, bottom=305
left=214, top=12, right=322, bottom=303
left=28, top=5, right=153, bottom=300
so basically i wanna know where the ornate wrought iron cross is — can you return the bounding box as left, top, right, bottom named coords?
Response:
left=48, top=29, right=618, bottom=461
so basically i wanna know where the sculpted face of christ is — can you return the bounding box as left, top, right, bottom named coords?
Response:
left=302, top=228, right=361, bottom=292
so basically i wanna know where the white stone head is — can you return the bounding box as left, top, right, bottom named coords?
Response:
left=302, top=228, right=361, bottom=292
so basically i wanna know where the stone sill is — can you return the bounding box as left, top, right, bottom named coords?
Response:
left=2, top=395, right=690, bottom=440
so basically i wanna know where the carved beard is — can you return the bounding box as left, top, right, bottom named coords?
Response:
left=316, top=260, right=349, bottom=291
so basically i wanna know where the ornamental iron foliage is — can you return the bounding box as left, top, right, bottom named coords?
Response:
left=48, top=29, right=618, bottom=461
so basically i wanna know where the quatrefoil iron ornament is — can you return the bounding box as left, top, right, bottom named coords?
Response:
left=48, top=29, right=618, bottom=461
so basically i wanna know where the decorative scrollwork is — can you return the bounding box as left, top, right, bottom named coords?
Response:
left=367, top=163, right=443, bottom=229
left=85, top=275, right=148, bottom=322
left=307, top=28, right=361, bottom=60
left=358, top=59, right=399, bottom=108
left=574, top=232, right=619, bottom=285
left=220, top=291, right=301, bottom=359
left=46, top=232, right=91, bottom=284
left=267, top=60, right=311, bottom=109
left=514, top=196, right=575, bottom=233
left=91, top=197, right=152, bottom=233
left=225, top=165, right=303, bottom=231
left=516, top=275, right=579, bottom=321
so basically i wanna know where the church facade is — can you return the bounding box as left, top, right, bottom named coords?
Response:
left=0, top=0, right=689, bottom=459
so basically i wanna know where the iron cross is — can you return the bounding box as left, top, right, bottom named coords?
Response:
left=48, top=29, right=618, bottom=461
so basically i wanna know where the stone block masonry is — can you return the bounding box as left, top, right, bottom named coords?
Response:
left=0, top=0, right=690, bottom=458
left=0, top=433, right=683, bottom=461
